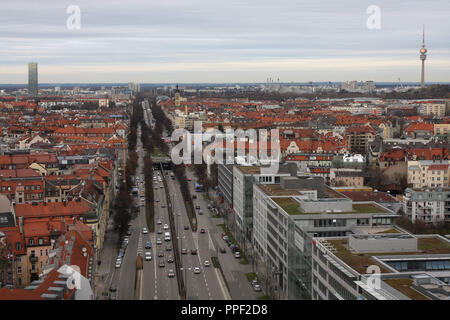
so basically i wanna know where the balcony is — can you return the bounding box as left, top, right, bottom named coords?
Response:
left=29, top=255, right=38, bottom=263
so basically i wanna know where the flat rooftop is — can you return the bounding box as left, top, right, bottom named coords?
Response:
left=323, top=186, right=347, bottom=199
left=383, top=278, right=431, bottom=300
left=272, top=197, right=390, bottom=215
left=354, top=226, right=402, bottom=235
left=237, top=166, right=261, bottom=174
left=323, top=236, right=450, bottom=275
left=257, top=184, right=302, bottom=196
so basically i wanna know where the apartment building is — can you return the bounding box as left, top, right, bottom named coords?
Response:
left=403, top=187, right=450, bottom=223
left=345, top=125, right=376, bottom=153
left=285, top=153, right=334, bottom=182
left=434, top=123, right=450, bottom=137
left=329, top=168, right=364, bottom=187
left=0, top=169, right=44, bottom=204
left=252, top=176, right=398, bottom=299
left=312, top=233, right=450, bottom=300
left=419, top=103, right=446, bottom=118
left=407, top=160, right=450, bottom=188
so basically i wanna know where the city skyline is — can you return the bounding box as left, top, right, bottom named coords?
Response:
left=1, top=0, right=450, bottom=83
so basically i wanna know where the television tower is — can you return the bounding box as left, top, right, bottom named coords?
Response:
left=419, top=25, right=427, bottom=88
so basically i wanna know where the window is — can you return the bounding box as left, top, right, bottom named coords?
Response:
left=29, top=239, right=34, bottom=246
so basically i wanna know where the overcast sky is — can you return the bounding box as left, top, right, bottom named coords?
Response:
left=1, top=0, right=449, bottom=83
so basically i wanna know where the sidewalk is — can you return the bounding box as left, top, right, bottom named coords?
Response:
left=187, top=169, right=261, bottom=300
left=96, top=220, right=119, bottom=299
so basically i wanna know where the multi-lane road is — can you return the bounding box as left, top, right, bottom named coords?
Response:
left=103, top=102, right=227, bottom=300
left=98, top=99, right=258, bottom=300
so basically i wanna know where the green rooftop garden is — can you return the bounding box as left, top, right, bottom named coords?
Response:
left=272, top=197, right=303, bottom=215
left=383, top=278, right=430, bottom=300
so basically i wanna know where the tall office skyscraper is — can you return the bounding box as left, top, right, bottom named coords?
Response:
left=419, top=26, right=427, bottom=88
left=28, top=62, right=38, bottom=96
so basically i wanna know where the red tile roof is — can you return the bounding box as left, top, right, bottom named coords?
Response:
left=14, top=201, right=91, bottom=219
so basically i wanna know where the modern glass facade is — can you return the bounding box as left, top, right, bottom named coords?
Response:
left=28, top=62, right=38, bottom=96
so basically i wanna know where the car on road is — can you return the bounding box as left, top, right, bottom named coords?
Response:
left=167, top=255, right=174, bottom=263
left=181, top=248, right=187, bottom=254
left=253, top=284, right=262, bottom=292
left=157, top=228, right=163, bottom=234
left=156, top=199, right=160, bottom=202
left=159, top=259, right=165, bottom=268
left=126, top=229, right=132, bottom=236
left=200, top=229, right=206, bottom=233
left=198, top=210, right=203, bottom=215
left=109, top=291, right=117, bottom=300
left=234, top=251, right=241, bottom=258
left=219, top=247, right=226, bottom=254
left=168, top=269, right=175, bottom=278
left=157, top=219, right=162, bottom=225
left=109, top=284, right=117, bottom=292
left=166, top=245, right=172, bottom=252
left=115, top=260, right=122, bottom=268
left=204, top=260, right=210, bottom=267
left=161, top=204, right=166, bottom=208
left=145, top=241, right=152, bottom=249
left=163, top=224, right=169, bottom=230
left=158, top=251, right=164, bottom=257
left=156, top=238, right=162, bottom=245
left=145, top=252, right=152, bottom=261
left=223, top=235, right=229, bottom=242
left=184, top=225, right=189, bottom=230
left=160, top=186, right=164, bottom=189
left=142, top=227, right=148, bottom=234
left=193, top=267, right=201, bottom=274
left=191, top=249, right=197, bottom=255
left=192, top=195, right=197, bottom=199
left=118, top=249, right=124, bottom=258
left=195, top=205, right=200, bottom=210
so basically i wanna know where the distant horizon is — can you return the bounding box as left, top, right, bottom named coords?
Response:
left=2, top=81, right=450, bottom=87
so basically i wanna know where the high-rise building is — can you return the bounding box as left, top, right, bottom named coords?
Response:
left=28, top=62, right=38, bottom=96
left=127, top=82, right=140, bottom=93
left=420, top=26, right=427, bottom=88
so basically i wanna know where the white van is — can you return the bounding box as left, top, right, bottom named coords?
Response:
left=164, top=232, right=171, bottom=241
